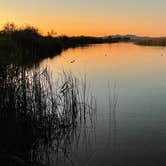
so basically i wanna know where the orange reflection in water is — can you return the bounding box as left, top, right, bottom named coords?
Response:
left=41, top=42, right=166, bottom=79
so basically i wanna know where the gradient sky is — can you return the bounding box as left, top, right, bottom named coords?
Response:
left=0, top=0, right=166, bottom=36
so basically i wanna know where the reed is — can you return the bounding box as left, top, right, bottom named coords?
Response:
left=0, top=64, right=96, bottom=165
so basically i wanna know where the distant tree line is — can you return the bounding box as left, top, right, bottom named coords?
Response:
left=135, top=37, right=166, bottom=46
left=0, top=22, right=130, bottom=62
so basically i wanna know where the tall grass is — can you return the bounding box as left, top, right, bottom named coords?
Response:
left=0, top=64, right=96, bottom=165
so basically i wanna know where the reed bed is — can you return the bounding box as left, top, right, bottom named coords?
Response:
left=0, top=64, right=96, bottom=165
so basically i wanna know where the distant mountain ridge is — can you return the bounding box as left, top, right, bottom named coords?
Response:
left=124, top=34, right=151, bottom=40
left=104, top=34, right=152, bottom=40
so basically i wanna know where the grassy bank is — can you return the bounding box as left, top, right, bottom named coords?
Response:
left=0, top=23, right=129, bottom=63
left=135, top=37, right=166, bottom=46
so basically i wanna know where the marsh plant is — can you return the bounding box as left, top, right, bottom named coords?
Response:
left=0, top=64, right=96, bottom=165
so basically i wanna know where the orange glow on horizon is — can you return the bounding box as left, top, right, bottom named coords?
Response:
left=0, top=11, right=166, bottom=37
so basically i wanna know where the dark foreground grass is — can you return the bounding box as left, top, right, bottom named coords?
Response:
left=0, top=64, right=96, bottom=166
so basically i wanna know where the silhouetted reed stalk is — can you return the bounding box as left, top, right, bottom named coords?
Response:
left=0, top=64, right=96, bottom=165
left=35, top=71, right=97, bottom=166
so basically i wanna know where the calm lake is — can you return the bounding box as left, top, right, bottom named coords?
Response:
left=40, top=42, right=166, bottom=166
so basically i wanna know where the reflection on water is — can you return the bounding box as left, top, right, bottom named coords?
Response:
left=40, top=43, right=166, bottom=165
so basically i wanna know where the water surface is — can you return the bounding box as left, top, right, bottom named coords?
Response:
left=40, top=42, right=166, bottom=166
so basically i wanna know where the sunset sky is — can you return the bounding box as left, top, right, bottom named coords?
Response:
left=0, top=0, right=166, bottom=36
